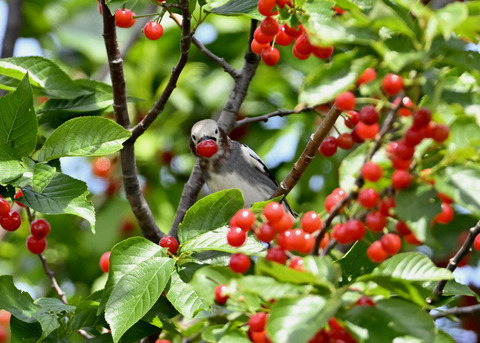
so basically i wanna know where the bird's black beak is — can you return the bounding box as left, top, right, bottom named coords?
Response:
left=198, top=136, right=217, bottom=143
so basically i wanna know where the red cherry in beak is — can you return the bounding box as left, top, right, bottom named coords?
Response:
left=197, top=139, right=218, bottom=157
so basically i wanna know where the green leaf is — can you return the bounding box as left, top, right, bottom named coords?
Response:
left=435, top=165, right=480, bottom=218
left=434, top=329, right=456, bottom=343
left=20, top=172, right=96, bottom=232
left=37, top=116, right=131, bottom=161
left=435, top=2, right=468, bottom=40
left=9, top=316, right=42, bottom=343
left=0, top=147, right=25, bottom=183
left=165, top=264, right=210, bottom=319
left=299, top=53, right=375, bottom=105
left=202, top=324, right=250, bottom=343
left=267, top=294, right=343, bottom=343
left=369, top=252, right=453, bottom=282
left=336, top=240, right=377, bottom=284
left=37, top=79, right=114, bottom=128
left=395, top=185, right=441, bottom=242
left=34, top=298, right=75, bottom=340
left=104, top=237, right=176, bottom=343
left=368, top=1, right=416, bottom=38
left=0, top=275, right=39, bottom=323
left=0, top=74, right=37, bottom=158
left=178, top=189, right=243, bottom=244
left=209, top=0, right=257, bottom=15
left=0, top=56, right=90, bottom=99
left=235, top=275, right=308, bottom=301
left=32, top=163, right=56, bottom=193
left=344, top=298, right=435, bottom=343
left=180, top=226, right=265, bottom=255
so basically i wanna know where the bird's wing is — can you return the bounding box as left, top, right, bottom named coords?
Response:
left=239, top=142, right=279, bottom=186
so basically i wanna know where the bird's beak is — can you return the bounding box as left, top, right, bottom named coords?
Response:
left=198, top=136, right=217, bottom=143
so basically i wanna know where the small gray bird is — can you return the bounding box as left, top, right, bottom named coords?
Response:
left=190, top=119, right=292, bottom=212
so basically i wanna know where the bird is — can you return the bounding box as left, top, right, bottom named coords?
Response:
left=190, top=119, right=293, bottom=213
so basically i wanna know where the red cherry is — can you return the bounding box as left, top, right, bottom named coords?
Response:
left=0, top=325, right=9, bottom=343
left=276, top=229, right=293, bottom=250
left=289, top=257, right=304, bottom=271
left=232, top=209, right=256, bottom=231
left=30, top=218, right=51, bottom=238
left=438, top=192, right=454, bottom=204
left=14, top=189, right=26, bottom=207
left=392, top=170, right=412, bottom=190
left=99, top=251, right=111, bottom=273
left=320, top=232, right=330, bottom=250
left=229, top=253, right=251, bottom=273
left=332, top=223, right=350, bottom=244
left=395, top=221, right=412, bottom=236
left=260, top=16, right=280, bottom=36
left=355, top=122, right=379, bottom=140
left=344, top=219, right=366, bottom=241
left=92, top=156, right=112, bottom=177
left=312, top=45, right=334, bottom=59
left=214, top=284, right=229, bottom=304
left=257, top=0, right=277, bottom=16
left=325, top=188, right=347, bottom=213
left=367, top=241, right=388, bottom=263
left=473, top=234, right=480, bottom=252
left=251, top=39, right=270, bottom=54
left=336, top=91, right=356, bottom=111
left=0, top=211, right=21, bottom=231
left=292, top=44, right=311, bottom=60
left=144, top=21, right=164, bottom=40
left=381, top=73, right=403, bottom=95
left=393, top=140, right=415, bottom=160
left=159, top=236, right=179, bottom=254
left=276, top=25, right=294, bottom=46
left=0, top=310, right=11, bottom=326
left=255, top=223, right=276, bottom=243
left=156, top=340, right=171, bottom=343
left=289, top=228, right=306, bottom=252
left=357, top=188, right=380, bottom=209
left=433, top=202, right=454, bottom=225
left=294, top=34, right=313, bottom=55
left=270, top=212, right=294, bottom=233
left=344, top=110, right=359, bottom=128
left=277, top=0, right=292, bottom=8
left=227, top=227, right=247, bottom=247
left=380, top=233, right=402, bottom=255
left=355, top=295, right=376, bottom=307
left=362, top=161, right=383, bottom=182
left=266, top=246, right=287, bottom=264
left=404, top=233, right=423, bottom=245
left=430, top=123, right=449, bottom=143
left=261, top=46, right=280, bottom=66
left=115, top=8, right=136, bottom=28
left=283, top=24, right=303, bottom=38
left=319, top=136, right=338, bottom=157
left=389, top=154, right=411, bottom=170
left=26, top=235, right=47, bottom=255
left=263, top=202, right=285, bottom=223
left=365, top=211, right=387, bottom=232
left=196, top=139, right=218, bottom=157
left=337, top=133, right=354, bottom=150
left=0, top=198, right=11, bottom=218
left=254, top=27, right=274, bottom=44
left=404, top=126, right=427, bottom=146
left=359, top=105, right=379, bottom=125
left=301, top=211, right=322, bottom=233
left=357, top=68, right=377, bottom=85
left=249, top=312, right=268, bottom=332
left=412, top=108, right=432, bottom=128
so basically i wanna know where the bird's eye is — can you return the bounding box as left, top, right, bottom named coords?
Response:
left=215, top=128, right=218, bottom=134
left=192, top=135, right=196, bottom=141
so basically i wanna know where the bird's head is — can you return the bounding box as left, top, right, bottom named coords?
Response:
left=190, top=119, right=221, bottom=158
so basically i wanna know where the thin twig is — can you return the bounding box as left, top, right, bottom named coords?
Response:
left=432, top=303, right=480, bottom=319
left=312, top=101, right=400, bottom=255
left=272, top=105, right=343, bottom=200
left=38, top=254, right=67, bottom=304
left=101, top=0, right=162, bottom=243
left=192, top=36, right=240, bottom=78
left=428, top=220, right=480, bottom=304
left=130, top=1, right=193, bottom=141
left=235, top=105, right=316, bottom=127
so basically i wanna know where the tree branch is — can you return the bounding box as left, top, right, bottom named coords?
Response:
left=169, top=20, right=260, bottom=237
left=235, top=105, right=316, bottom=127
left=100, top=0, right=162, bottom=243
left=432, top=304, right=480, bottom=320
left=428, top=220, right=480, bottom=304
left=130, top=1, right=192, bottom=142
left=313, top=101, right=400, bottom=255
left=272, top=105, right=343, bottom=200
left=1, top=0, right=23, bottom=58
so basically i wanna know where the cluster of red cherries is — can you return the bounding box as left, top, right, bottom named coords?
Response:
left=0, top=310, right=10, bottom=343
left=253, top=0, right=336, bottom=66
left=110, top=0, right=166, bottom=41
